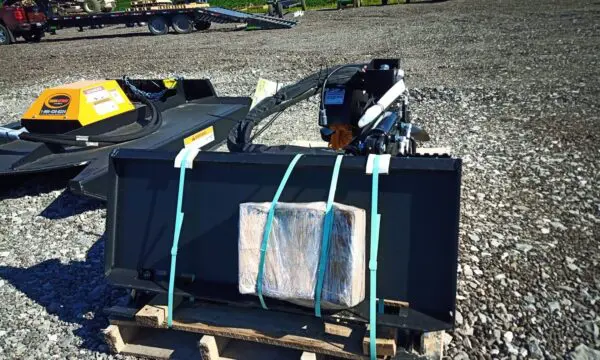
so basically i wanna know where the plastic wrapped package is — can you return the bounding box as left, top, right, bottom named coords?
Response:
left=239, top=202, right=366, bottom=310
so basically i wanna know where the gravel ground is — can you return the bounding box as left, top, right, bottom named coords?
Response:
left=1, top=0, right=599, bottom=359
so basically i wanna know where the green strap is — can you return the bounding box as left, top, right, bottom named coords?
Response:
left=167, top=148, right=192, bottom=327
left=257, top=154, right=304, bottom=310
left=314, top=155, right=344, bottom=317
left=369, top=155, right=382, bottom=360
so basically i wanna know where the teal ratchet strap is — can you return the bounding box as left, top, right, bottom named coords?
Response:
left=369, top=155, right=382, bottom=360
left=314, top=155, right=344, bottom=317
left=167, top=148, right=192, bottom=328
left=256, top=153, right=304, bottom=310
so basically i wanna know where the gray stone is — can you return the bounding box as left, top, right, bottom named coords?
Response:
left=584, top=322, right=599, bottom=339
left=528, top=339, right=544, bottom=359
left=567, top=344, right=600, bottom=360
left=516, top=243, right=533, bottom=253
left=453, top=351, right=470, bottom=360
left=463, top=265, right=474, bottom=277
left=504, top=331, right=514, bottom=344
left=468, top=233, right=480, bottom=242
left=455, top=310, right=464, bottom=325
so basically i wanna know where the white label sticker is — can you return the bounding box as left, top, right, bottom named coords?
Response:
left=94, top=100, right=118, bottom=115
left=109, top=90, right=125, bottom=104
left=324, top=88, right=345, bottom=105
left=84, top=86, right=110, bottom=103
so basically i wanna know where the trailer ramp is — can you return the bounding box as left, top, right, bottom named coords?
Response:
left=198, top=7, right=297, bottom=29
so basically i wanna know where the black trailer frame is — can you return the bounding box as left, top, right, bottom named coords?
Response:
left=47, top=5, right=297, bottom=35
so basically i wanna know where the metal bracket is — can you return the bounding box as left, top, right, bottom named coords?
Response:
left=174, top=147, right=201, bottom=169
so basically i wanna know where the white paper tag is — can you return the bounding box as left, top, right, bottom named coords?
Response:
left=93, top=100, right=118, bottom=115
left=84, top=86, right=110, bottom=103
left=109, top=90, right=125, bottom=104
left=251, top=78, right=282, bottom=109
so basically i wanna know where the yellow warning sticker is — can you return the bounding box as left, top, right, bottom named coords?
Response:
left=184, top=126, right=215, bottom=148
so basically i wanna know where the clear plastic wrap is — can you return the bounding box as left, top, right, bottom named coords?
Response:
left=239, top=202, right=366, bottom=310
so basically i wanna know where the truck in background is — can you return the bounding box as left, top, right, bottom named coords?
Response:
left=0, top=0, right=46, bottom=44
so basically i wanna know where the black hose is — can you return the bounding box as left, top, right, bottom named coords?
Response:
left=227, top=63, right=366, bottom=153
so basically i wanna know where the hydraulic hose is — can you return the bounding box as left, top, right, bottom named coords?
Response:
left=227, top=64, right=366, bottom=153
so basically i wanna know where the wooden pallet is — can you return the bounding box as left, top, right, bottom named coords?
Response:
left=103, top=295, right=444, bottom=360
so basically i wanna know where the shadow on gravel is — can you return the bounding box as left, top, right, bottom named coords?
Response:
left=0, top=167, right=83, bottom=202
left=316, top=0, right=448, bottom=12
left=0, top=166, right=104, bottom=219
left=41, top=26, right=243, bottom=44
left=0, top=236, right=129, bottom=354
left=40, top=191, right=104, bottom=220
left=41, top=32, right=154, bottom=44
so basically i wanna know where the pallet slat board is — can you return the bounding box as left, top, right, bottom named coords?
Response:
left=103, top=297, right=445, bottom=360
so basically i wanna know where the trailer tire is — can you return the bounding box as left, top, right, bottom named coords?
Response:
left=0, top=24, right=12, bottom=45
left=83, top=0, right=102, bottom=13
left=194, top=20, right=210, bottom=31
left=148, top=16, right=169, bottom=35
left=171, top=14, right=193, bottom=34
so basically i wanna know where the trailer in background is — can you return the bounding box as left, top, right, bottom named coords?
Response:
left=47, top=4, right=297, bottom=35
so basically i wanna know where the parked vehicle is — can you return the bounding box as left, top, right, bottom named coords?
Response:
left=0, top=0, right=296, bottom=45
left=0, top=0, right=47, bottom=44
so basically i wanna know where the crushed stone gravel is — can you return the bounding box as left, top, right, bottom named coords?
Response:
left=0, top=0, right=599, bottom=358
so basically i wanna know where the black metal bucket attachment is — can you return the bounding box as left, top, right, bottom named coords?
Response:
left=105, top=150, right=462, bottom=332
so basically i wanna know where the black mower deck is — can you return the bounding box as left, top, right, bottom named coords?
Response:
left=0, top=79, right=251, bottom=200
